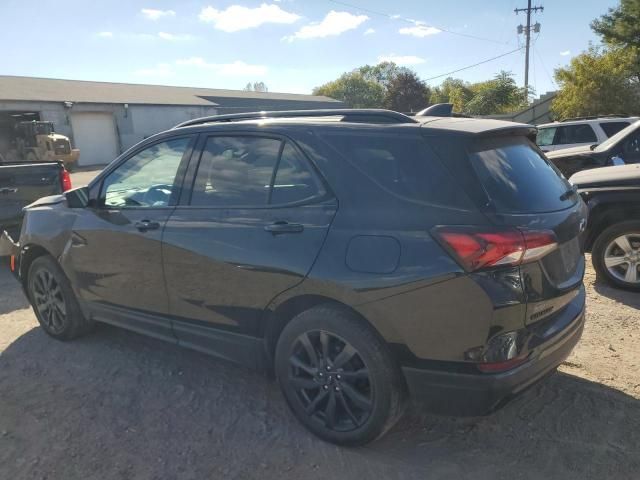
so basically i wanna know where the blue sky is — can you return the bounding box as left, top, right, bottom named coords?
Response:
left=1, top=0, right=616, bottom=96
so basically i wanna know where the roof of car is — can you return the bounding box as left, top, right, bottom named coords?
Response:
left=172, top=110, right=535, bottom=137
left=538, top=117, right=639, bottom=128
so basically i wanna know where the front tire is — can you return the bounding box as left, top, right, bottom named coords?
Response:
left=592, top=221, right=640, bottom=291
left=27, top=255, right=93, bottom=340
left=275, top=304, right=406, bottom=446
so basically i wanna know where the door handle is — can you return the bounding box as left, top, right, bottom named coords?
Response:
left=264, top=221, right=304, bottom=234
left=0, top=188, right=17, bottom=195
left=135, top=220, right=161, bottom=232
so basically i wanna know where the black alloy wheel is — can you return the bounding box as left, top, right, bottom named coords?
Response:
left=275, top=304, right=405, bottom=446
left=27, top=255, right=93, bottom=340
left=31, top=268, right=67, bottom=335
left=288, top=330, right=372, bottom=432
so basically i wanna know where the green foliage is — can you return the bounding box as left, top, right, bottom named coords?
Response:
left=357, top=62, right=412, bottom=89
left=551, top=46, right=640, bottom=119
left=465, top=71, right=529, bottom=115
left=383, top=71, right=430, bottom=112
left=592, top=0, right=640, bottom=50
left=313, top=72, right=384, bottom=108
left=428, top=72, right=526, bottom=115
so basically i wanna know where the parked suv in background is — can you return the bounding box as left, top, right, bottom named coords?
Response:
left=547, top=120, right=640, bottom=178
left=2, top=110, right=587, bottom=446
left=571, top=164, right=640, bottom=291
left=536, top=116, right=638, bottom=153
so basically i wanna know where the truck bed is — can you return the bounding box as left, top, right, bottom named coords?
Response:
left=0, top=161, right=64, bottom=238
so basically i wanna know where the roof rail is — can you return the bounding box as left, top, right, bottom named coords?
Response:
left=561, top=114, right=631, bottom=122
left=173, top=109, right=418, bottom=129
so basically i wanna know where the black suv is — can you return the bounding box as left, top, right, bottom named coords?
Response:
left=571, top=164, right=640, bottom=291
left=4, top=110, right=587, bottom=446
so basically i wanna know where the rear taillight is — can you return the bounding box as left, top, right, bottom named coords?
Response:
left=60, top=169, right=72, bottom=192
left=432, top=226, right=557, bottom=272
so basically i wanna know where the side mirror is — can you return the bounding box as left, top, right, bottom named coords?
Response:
left=65, top=186, right=90, bottom=208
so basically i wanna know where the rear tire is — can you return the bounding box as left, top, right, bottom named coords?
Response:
left=592, top=220, right=640, bottom=292
left=275, top=304, right=406, bottom=446
left=27, top=255, right=93, bottom=340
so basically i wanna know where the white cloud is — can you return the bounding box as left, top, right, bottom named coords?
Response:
left=560, top=50, right=571, bottom=56
left=176, top=57, right=268, bottom=76
left=377, top=54, right=425, bottom=66
left=134, top=63, right=174, bottom=77
left=199, top=3, right=300, bottom=32
left=158, top=32, right=194, bottom=41
left=364, top=28, right=375, bottom=35
left=283, top=10, right=369, bottom=42
left=390, top=14, right=401, bottom=19
left=141, top=8, right=176, bottom=20
left=399, top=24, right=441, bottom=37
left=97, top=31, right=113, bottom=38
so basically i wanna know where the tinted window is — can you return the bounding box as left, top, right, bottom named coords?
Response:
left=600, top=121, right=631, bottom=137
left=621, top=131, right=640, bottom=161
left=191, top=136, right=279, bottom=207
left=190, top=137, right=321, bottom=207
left=536, top=127, right=556, bottom=146
left=555, top=124, right=597, bottom=144
left=470, top=137, right=575, bottom=213
left=322, top=132, right=472, bottom=209
left=102, top=137, right=191, bottom=208
left=270, top=142, right=323, bottom=205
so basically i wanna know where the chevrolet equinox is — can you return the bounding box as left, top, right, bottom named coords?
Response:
left=4, top=109, right=587, bottom=446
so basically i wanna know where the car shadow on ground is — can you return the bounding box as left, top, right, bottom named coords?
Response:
left=0, top=263, right=29, bottom=315
left=1, top=325, right=639, bottom=480
left=593, top=280, right=640, bottom=309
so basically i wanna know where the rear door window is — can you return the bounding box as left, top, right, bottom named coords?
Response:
left=600, top=122, right=631, bottom=137
left=320, top=132, right=473, bottom=209
left=555, top=124, right=597, bottom=145
left=469, top=137, right=576, bottom=213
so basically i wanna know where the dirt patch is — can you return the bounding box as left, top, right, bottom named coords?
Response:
left=0, top=258, right=638, bottom=480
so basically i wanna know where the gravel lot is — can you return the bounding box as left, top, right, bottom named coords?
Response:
left=0, top=168, right=638, bottom=479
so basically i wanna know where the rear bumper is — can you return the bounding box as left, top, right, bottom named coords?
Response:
left=402, top=290, right=585, bottom=416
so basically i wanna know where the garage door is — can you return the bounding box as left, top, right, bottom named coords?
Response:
left=70, top=112, right=119, bottom=166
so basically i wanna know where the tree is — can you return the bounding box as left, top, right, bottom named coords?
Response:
left=464, top=71, right=528, bottom=115
left=430, top=77, right=474, bottom=112
left=383, top=71, right=430, bottom=112
left=592, top=0, right=640, bottom=78
left=243, top=82, right=268, bottom=92
left=313, top=72, right=385, bottom=108
left=357, top=62, right=412, bottom=90
left=551, top=46, right=640, bottom=119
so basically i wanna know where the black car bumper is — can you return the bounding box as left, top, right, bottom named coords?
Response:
left=402, top=291, right=586, bottom=416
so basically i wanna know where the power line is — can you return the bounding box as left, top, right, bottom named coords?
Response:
left=424, top=47, right=524, bottom=82
left=327, top=0, right=510, bottom=45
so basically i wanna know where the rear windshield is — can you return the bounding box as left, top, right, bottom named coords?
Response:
left=469, top=137, right=576, bottom=213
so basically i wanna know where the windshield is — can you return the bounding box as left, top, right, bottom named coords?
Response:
left=595, top=120, right=640, bottom=152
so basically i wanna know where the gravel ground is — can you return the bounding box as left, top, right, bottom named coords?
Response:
left=0, top=236, right=638, bottom=478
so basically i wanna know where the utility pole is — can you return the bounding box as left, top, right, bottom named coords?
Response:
left=515, top=0, right=543, bottom=96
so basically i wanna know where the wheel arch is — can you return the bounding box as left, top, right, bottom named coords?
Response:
left=262, top=294, right=387, bottom=370
left=585, top=201, right=640, bottom=251
left=19, top=243, right=53, bottom=289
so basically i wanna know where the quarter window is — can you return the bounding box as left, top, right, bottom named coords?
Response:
left=101, top=137, right=191, bottom=208
left=600, top=122, right=631, bottom=137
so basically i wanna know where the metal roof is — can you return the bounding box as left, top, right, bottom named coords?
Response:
left=0, top=75, right=342, bottom=107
